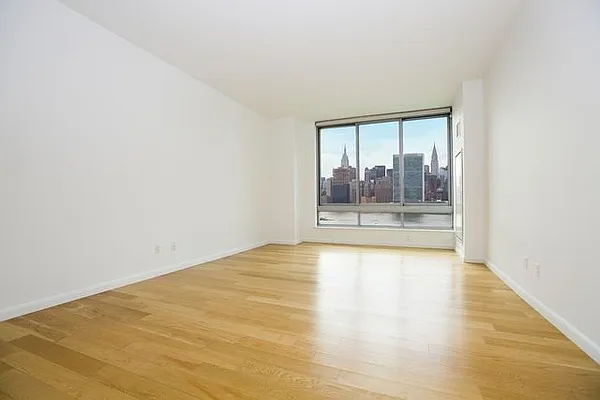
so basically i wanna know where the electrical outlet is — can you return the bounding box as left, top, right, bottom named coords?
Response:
left=171, top=242, right=177, bottom=252
left=534, top=262, right=541, bottom=278
left=154, top=245, right=161, bottom=255
left=524, top=257, right=529, bottom=270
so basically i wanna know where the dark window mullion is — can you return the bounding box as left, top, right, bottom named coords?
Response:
left=355, top=123, right=360, bottom=226
left=398, top=119, right=405, bottom=228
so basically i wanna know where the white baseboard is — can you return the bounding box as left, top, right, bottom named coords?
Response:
left=464, top=258, right=486, bottom=264
left=485, top=259, right=600, bottom=365
left=455, top=240, right=464, bottom=260
left=0, top=240, right=268, bottom=322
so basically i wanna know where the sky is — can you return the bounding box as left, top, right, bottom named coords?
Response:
left=320, top=117, right=449, bottom=179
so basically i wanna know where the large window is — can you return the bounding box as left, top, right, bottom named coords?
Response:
left=317, top=108, right=452, bottom=230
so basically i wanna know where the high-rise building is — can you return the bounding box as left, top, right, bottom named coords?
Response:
left=364, top=165, right=386, bottom=181
left=341, top=144, right=349, bottom=168
left=374, top=176, right=393, bottom=203
left=373, top=165, right=386, bottom=179
left=424, top=165, right=430, bottom=175
left=430, top=143, right=439, bottom=176
left=361, top=180, right=374, bottom=199
left=333, top=145, right=356, bottom=184
left=324, top=177, right=333, bottom=203
left=424, top=173, right=439, bottom=202
left=349, top=180, right=358, bottom=203
left=333, top=166, right=356, bottom=184
left=439, top=166, right=448, bottom=181
left=331, top=184, right=350, bottom=203
left=386, top=168, right=393, bottom=178
left=323, top=145, right=357, bottom=204
left=404, top=153, right=424, bottom=202
left=439, top=166, right=449, bottom=201
left=393, top=154, right=400, bottom=202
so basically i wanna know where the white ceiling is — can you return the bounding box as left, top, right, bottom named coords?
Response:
left=59, top=0, right=522, bottom=121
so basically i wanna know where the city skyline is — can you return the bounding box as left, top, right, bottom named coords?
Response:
left=321, top=142, right=447, bottom=180
left=319, top=117, right=448, bottom=179
left=320, top=140, right=449, bottom=204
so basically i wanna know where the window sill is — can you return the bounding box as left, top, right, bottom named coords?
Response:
left=313, top=225, right=454, bottom=233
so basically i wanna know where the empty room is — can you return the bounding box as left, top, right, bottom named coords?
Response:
left=1, top=0, right=599, bottom=399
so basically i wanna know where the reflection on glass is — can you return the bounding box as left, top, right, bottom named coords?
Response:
left=318, top=212, right=452, bottom=230
left=454, top=151, right=464, bottom=240
left=403, top=213, right=452, bottom=229
left=318, top=212, right=358, bottom=225
left=319, top=126, right=356, bottom=204
left=360, top=213, right=402, bottom=227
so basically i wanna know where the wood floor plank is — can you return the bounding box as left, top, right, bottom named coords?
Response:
left=0, top=390, right=14, bottom=400
left=0, top=341, right=19, bottom=359
left=0, top=361, right=12, bottom=376
left=239, top=358, right=396, bottom=400
left=2, top=350, right=137, bottom=400
left=10, top=335, right=106, bottom=376
left=6, top=317, right=68, bottom=342
left=0, top=325, right=33, bottom=342
left=482, top=335, right=593, bottom=359
left=75, top=298, right=150, bottom=322
left=93, top=364, right=205, bottom=400
left=0, top=243, right=598, bottom=399
left=0, top=368, right=74, bottom=400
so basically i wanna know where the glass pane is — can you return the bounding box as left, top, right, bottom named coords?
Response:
left=360, top=212, right=402, bottom=227
left=319, top=126, right=357, bottom=204
left=403, top=213, right=452, bottom=230
left=358, top=121, right=399, bottom=204
left=318, top=212, right=358, bottom=226
left=402, top=117, right=449, bottom=203
left=454, top=151, right=464, bottom=240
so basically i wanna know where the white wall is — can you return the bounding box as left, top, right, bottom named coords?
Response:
left=267, top=118, right=300, bottom=244
left=485, top=0, right=600, bottom=361
left=0, top=0, right=269, bottom=319
left=452, top=80, right=487, bottom=262
left=294, top=120, right=456, bottom=249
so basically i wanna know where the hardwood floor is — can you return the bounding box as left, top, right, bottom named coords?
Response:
left=0, top=243, right=599, bottom=399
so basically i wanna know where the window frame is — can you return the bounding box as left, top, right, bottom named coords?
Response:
left=316, top=107, right=453, bottom=229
